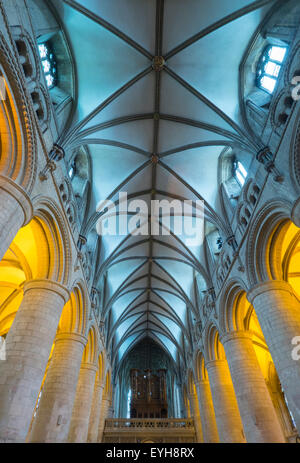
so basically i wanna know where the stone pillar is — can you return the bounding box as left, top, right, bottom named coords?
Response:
left=206, top=359, right=246, bottom=443
left=195, top=380, right=219, bottom=443
left=87, top=379, right=104, bottom=442
left=188, top=392, right=203, bottom=443
left=97, top=397, right=110, bottom=443
left=28, top=332, right=87, bottom=443
left=221, top=331, right=285, bottom=443
left=248, top=280, right=300, bottom=432
left=0, top=279, right=69, bottom=442
left=68, top=362, right=98, bottom=443
left=0, top=176, right=33, bottom=262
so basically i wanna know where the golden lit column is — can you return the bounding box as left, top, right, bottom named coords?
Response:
left=0, top=176, right=32, bottom=262
left=206, top=359, right=246, bottom=443
left=97, top=397, right=110, bottom=443
left=28, top=332, right=87, bottom=443
left=68, top=362, right=98, bottom=442
left=195, top=380, right=219, bottom=443
left=87, top=379, right=104, bottom=442
left=187, top=391, right=203, bottom=443
left=221, top=331, right=285, bottom=443
left=248, top=280, right=300, bottom=432
left=0, top=279, right=69, bottom=442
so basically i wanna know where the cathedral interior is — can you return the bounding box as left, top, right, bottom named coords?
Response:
left=1, top=0, right=300, bottom=444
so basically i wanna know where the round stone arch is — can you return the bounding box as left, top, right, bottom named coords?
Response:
left=245, top=199, right=293, bottom=286
left=82, top=324, right=99, bottom=366
left=0, top=32, right=36, bottom=192
left=99, top=351, right=107, bottom=384
left=203, top=322, right=225, bottom=363
left=58, top=280, right=88, bottom=335
left=194, top=350, right=209, bottom=383
left=218, top=278, right=249, bottom=334
left=96, top=350, right=105, bottom=384
left=3, top=196, right=72, bottom=291
left=32, top=196, right=72, bottom=285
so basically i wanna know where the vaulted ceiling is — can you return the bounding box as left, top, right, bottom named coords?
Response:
left=51, top=0, right=276, bottom=369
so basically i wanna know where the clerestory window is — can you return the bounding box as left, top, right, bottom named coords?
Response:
left=234, top=160, right=247, bottom=187
left=38, top=42, right=57, bottom=89
left=256, top=45, right=287, bottom=94
left=68, top=160, right=76, bottom=180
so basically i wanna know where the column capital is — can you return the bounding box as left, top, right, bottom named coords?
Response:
left=23, top=279, right=70, bottom=303
left=55, top=332, right=87, bottom=346
left=194, top=379, right=210, bottom=388
left=247, top=280, right=295, bottom=304
left=95, top=379, right=105, bottom=390
left=0, top=175, right=33, bottom=225
left=205, top=359, right=226, bottom=371
left=102, top=397, right=111, bottom=405
left=80, top=362, right=98, bottom=373
left=220, top=330, right=252, bottom=346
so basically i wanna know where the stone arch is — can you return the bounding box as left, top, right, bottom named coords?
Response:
left=82, top=325, right=99, bottom=365
left=32, top=196, right=72, bottom=285
left=194, top=350, right=209, bottom=383
left=245, top=199, right=293, bottom=285
left=58, top=281, right=88, bottom=335
left=203, top=323, right=225, bottom=363
left=218, top=279, right=249, bottom=334
left=100, top=352, right=106, bottom=383
left=0, top=32, right=36, bottom=192
left=0, top=207, right=71, bottom=336
left=95, top=351, right=105, bottom=384
left=246, top=200, right=300, bottom=296
left=268, top=219, right=300, bottom=298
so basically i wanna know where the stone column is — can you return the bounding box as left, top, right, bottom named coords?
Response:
left=188, top=392, right=203, bottom=443
left=195, top=380, right=219, bottom=443
left=87, top=379, right=104, bottom=442
left=28, top=332, right=87, bottom=443
left=0, top=279, right=69, bottom=442
left=68, top=362, right=98, bottom=443
left=0, top=176, right=33, bottom=262
left=97, top=397, right=110, bottom=443
left=248, top=281, right=300, bottom=432
left=206, top=359, right=246, bottom=443
left=221, top=331, right=285, bottom=443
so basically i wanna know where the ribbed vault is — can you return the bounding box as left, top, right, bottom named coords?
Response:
left=50, top=0, right=277, bottom=368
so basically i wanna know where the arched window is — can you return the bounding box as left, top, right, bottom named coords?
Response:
left=234, top=160, right=247, bottom=186
left=256, top=45, right=287, bottom=94
left=68, top=160, right=76, bottom=180
left=38, top=42, right=57, bottom=89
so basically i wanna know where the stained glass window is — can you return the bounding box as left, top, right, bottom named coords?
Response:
left=38, top=42, right=57, bottom=89
left=257, top=45, right=287, bottom=94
